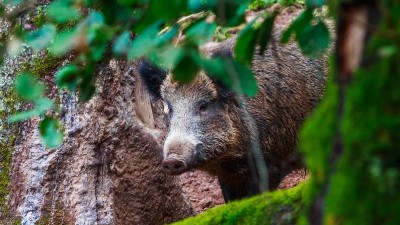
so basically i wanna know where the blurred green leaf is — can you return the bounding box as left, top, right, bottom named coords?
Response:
left=15, top=74, right=44, bottom=101
left=128, top=22, right=162, bottom=60
left=79, top=77, right=96, bottom=102
left=49, top=28, right=79, bottom=56
left=297, top=20, right=330, bottom=58
left=186, top=21, right=217, bottom=45
left=258, top=13, right=276, bottom=55
left=235, top=19, right=259, bottom=65
left=172, top=51, right=200, bottom=83
left=8, top=98, right=53, bottom=122
left=47, top=0, right=81, bottom=23
left=26, top=24, right=56, bottom=51
left=188, top=0, right=217, bottom=12
left=34, top=98, right=54, bottom=112
left=149, top=46, right=184, bottom=69
left=8, top=110, right=42, bottom=122
left=3, top=0, right=23, bottom=6
left=55, top=65, right=81, bottom=91
left=150, top=0, right=187, bottom=20
left=113, top=31, right=131, bottom=55
left=281, top=9, right=312, bottom=43
left=306, top=0, right=325, bottom=8
left=39, top=117, right=64, bottom=148
left=189, top=0, right=249, bottom=26
left=201, top=57, right=258, bottom=96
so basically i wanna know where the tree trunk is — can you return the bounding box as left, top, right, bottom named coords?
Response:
left=1, top=49, right=193, bottom=224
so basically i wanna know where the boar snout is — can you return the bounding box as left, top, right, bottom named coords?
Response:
left=162, top=137, right=204, bottom=175
left=162, top=158, right=186, bottom=175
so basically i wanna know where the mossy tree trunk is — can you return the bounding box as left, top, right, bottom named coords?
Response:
left=301, top=1, right=400, bottom=225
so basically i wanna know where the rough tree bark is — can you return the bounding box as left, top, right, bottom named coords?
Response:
left=1, top=50, right=194, bottom=224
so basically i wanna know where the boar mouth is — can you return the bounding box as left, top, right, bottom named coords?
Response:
left=162, top=144, right=206, bottom=175
left=162, top=157, right=187, bottom=175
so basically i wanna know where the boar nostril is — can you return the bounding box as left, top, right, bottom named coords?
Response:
left=162, top=158, right=186, bottom=175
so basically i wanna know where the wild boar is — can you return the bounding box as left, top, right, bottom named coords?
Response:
left=138, top=36, right=328, bottom=202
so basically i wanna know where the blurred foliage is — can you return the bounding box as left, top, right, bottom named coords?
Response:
left=0, top=0, right=328, bottom=148
left=299, top=1, right=400, bottom=225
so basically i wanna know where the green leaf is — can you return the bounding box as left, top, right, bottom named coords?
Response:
left=39, top=117, right=64, bottom=148
left=8, top=98, right=53, bottom=122
left=15, top=74, right=44, bottom=101
left=258, top=13, right=276, bottom=55
left=8, top=110, right=42, bottom=123
left=235, top=19, right=259, bottom=65
left=3, top=0, right=23, bottom=6
left=128, top=22, right=162, bottom=60
left=79, top=78, right=96, bottom=102
left=186, top=21, right=217, bottom=45
left=297, top=20, right=330, bottom=58
left=113, top=31, right=131, bottom=55
left=47, top=0, right=81, bottom=23
left=306, top=0, right=325, bottom=8
left=188, top=0, right=217, bottom=12
left=55, top=65, right=81, bottom=91
left=200, top=57, right=258, bottom=96
left=281, top=9, right=312, bottom=43
left=150, top=0, right=187, bottom=20
left=149, top=46, right=184, bottom=69
left=34, top=98, right=54, bottom=112
left=26, top=24, right=56, bottom=51
left=213, top=0, right=249, bottom=27
left=49, top=28, right=79, bottom=56
left=172, top=51, right=200, bottom=83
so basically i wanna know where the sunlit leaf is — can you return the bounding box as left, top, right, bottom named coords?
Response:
left=49, top=28, right=79, bottom=56
left=7, top=37, right=22, bottom=56
left=297, top=20, right=330, bottom=58
left=34, top=98, right=54, bottom=112
left=55, top=65, right=81, bottom=91
left=149, top=46, right=184, bottom=69
left=113, top=31, right=131, bottom=55
left=235, top=19, right=259, bottom=65
left=39, top=117, right=64, bottom=148
left=8, top=110, right=42, bottom=122
left=15, top=74, right=44, bottom=101
left=186, top=21, right=216, bottom=45
left=128, top=22, right=162, bottom=60
left=47, top=0, right=81, bottom=23
left=26, top=24, right=56, bottom=51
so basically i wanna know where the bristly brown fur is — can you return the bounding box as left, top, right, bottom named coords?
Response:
left=139, top=31, right=329, bottom=202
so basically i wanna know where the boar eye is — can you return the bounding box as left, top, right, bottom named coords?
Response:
left=198, top=101, right=208, bottom=112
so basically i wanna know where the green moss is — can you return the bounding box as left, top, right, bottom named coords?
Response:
left=172, top=183, right=305, bottom=225
left=0, top=87, right=20, bottom=222
left=298, top=1, right=400, bottom=224
left=20, top=54, right=62, bottom=77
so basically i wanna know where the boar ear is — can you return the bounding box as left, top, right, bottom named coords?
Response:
left=138, top=59, right=167, bottom=99
left=208, top=45, right=240, bottom=106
